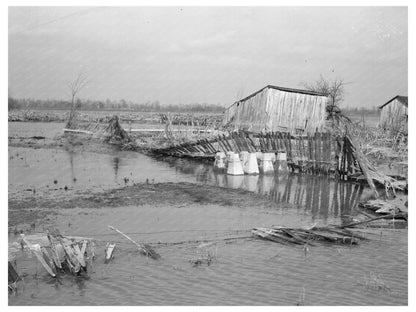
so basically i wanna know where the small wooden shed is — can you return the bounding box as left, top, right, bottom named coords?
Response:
left=378, top=95, right=408, bottom=131
left=224, top=85, right=328, bottom=134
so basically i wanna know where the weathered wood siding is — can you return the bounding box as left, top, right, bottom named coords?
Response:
left=225, top=87, right=327, bottom=134
left=379, top=99, right=408, bottom=130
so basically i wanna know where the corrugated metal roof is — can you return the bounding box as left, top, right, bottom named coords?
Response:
left=228, top=85, right=328, bottom=109
left=379, top=95, right=408, bottom=109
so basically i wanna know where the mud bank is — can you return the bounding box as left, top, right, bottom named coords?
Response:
left=9, top=182, right=277, bottom=228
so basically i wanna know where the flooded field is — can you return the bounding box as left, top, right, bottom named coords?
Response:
left=8, top=122, right=408, bottom=306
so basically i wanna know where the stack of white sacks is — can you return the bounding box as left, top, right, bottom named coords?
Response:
left=214, top=150, right=288, bottom=175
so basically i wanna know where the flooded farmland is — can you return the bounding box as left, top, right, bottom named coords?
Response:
left=8, top=122, right=408, bottom=306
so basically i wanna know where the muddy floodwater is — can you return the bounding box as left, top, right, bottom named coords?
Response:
left=8, top=122, right=408, bottom=306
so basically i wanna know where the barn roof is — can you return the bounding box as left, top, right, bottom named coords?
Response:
left=230, top=85, right=327, bottom=108
left=379, top=95, right=408, bottom=109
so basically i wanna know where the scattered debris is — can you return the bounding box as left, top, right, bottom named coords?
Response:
left=20, top=234, right=56, bottom=277
left=360, top=272, right=391, bottom=292
left=17, top=229, right=95, bottom=277
left=104, top=243, right=116, bottom=263
left=341, top=199, right=408, bottom=229
left=252, top=225, right=366, bottom=246
left=108, top=226, right=160, bottom=260
left=189, top=253, right=215, bottom=267
left=359, top=199, right=405, bottom=215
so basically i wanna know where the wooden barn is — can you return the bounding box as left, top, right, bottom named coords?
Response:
left=378, top=95, right=408, bottom=131
left=224, top=85, right=328, bottom=134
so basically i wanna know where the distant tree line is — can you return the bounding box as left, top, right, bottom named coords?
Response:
left=8, top=97, right=226, bottom=113
left=342, top=106, right=379, bottom=115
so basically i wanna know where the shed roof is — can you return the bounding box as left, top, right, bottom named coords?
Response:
left=228, top=85, right=328, bottom=109
left=379, top=95, right=408, bottom=109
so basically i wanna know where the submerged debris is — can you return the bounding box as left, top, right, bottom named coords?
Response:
left=345, top=199, right=409, bottom=229
left=8, top=261, right=19, bottom=293
left=189, top=253, right=215, bottom=267
left=252, top=225, right=366, bottom=246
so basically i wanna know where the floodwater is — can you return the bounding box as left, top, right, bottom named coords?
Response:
left=8, top=122, right=408, bottom=306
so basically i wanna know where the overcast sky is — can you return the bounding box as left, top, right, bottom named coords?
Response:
left=8, top=6, right=407, bottom=108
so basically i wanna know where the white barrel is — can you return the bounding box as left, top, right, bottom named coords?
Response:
left=275, top=152, right=288, bottom=173
left=227, top=153, right=244, bottom=175
left=244, top=152, right=259, bottom=175
left=259, top=153, right=275, bottom=174
left=214, top=152, right=226, bottom=170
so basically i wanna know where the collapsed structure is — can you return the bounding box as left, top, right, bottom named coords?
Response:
left=224, top=85, right=328, bottom=134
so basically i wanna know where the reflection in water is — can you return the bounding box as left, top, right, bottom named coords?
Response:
left=60, top=151, right=364, bottom=222
left=68, top=151, right=76, bottom=183
left=163, top=157, right=364, bottom=221
left=112, top=157, right=120, bottom=181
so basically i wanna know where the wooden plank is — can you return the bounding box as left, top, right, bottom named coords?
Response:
left=234, top=132, right=245, bottom=152
left=332, top=180, right=339, bottom=216
left=286, top=132, right=293, bottom=161
left=200, top=140, right=211, bottom=154
left=204, top=138, right=216, bottom=153
left=346, top=135, right=379, bottom=198
left=297, top=136, right=303, bottom=168
left=268, top=133, right=274, bottom=151
left=314, top=132, right=319, bottom=172
left=230, top=133, right=239, bottom=153
left=241, top=132, right=252, bottom=152
left=300, top=135, right=306, bottom=163
left=246, top=134, right=258, bottom=152
left=215, top=135, right=226, bottom=152
left=221, top=135, right=232, bottom=152
left=307, top=134, right=313, bottom=172
left=275, top=132, right=280, bottom=151
left=258, top=134, right=265, bottom=151
left=278, top=132, right=284, bottom=152
left=322, top=133, right=328, bottom=173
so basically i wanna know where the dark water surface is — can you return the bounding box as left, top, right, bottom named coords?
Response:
left=8, top=123, right=408, bottom=305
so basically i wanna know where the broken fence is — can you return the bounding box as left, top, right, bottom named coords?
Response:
left=152, top=131, right=404, bottom=197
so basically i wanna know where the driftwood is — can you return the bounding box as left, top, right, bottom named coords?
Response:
left=359, top=199, right=402, bottom=215
left=252, top=225, right=364, bottom=246
left=108, top=226, right=160, bottom=260
left=340, top=212, right=408, bottom=229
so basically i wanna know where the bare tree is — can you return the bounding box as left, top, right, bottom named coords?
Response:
left=68, top=72, right=89, bottom=108
left=301, top=75, right=350, bottom=125
left=66, top=72, right=89, bottom=128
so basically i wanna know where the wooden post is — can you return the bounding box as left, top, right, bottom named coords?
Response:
left=345, top=135, right=379, bottom=198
